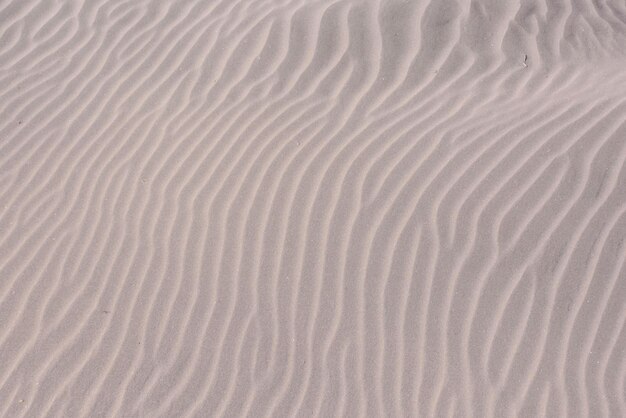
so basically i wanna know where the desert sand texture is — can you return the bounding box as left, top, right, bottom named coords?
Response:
left=1, top=0, right=626, bottom=417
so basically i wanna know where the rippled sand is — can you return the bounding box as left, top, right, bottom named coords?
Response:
left=1, top=0, right=626, bottom=417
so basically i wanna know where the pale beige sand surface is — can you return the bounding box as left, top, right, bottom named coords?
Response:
left=1, top=0, right=626, bottom=417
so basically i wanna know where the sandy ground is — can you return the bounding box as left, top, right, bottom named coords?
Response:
left=1, top=0, right=626, bottom=417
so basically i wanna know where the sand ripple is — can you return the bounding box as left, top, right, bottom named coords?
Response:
left=1, top=0, right=626, bottom=417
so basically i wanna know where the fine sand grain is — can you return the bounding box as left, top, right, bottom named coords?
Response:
left=1, top=0, right=626, bottom=417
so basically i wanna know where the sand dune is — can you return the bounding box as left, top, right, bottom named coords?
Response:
left=1, top=0, right=626, bottom=417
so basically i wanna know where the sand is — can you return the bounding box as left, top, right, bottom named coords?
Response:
left=1, top=0, right=626, bottom=417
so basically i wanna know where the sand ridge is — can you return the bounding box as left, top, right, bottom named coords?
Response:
left=1, top=0, right=626, bottom=417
